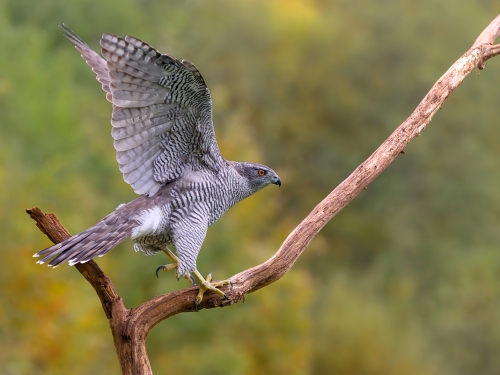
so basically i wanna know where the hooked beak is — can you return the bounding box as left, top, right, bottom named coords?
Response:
left=273, top=176, right=282, bottom=187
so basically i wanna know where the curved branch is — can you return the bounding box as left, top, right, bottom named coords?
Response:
left=28, top=14, right=500, bottom=375
left=134, top=13, right=500, bottom=330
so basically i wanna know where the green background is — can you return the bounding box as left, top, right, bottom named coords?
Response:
left=2, top=0, right=500, bottom=373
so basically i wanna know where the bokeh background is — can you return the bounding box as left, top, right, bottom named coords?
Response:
left=2, top=0, right=500, bottom=374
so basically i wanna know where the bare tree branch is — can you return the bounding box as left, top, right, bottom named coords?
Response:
left=28, top=14, right=500, bottom=375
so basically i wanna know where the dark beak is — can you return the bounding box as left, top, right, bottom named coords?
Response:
left=273, top=176, right=282, bottom=187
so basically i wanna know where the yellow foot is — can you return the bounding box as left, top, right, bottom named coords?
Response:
left=155, top=247, right=195, bottom=286
left=192, top=269, right=232, bottom=312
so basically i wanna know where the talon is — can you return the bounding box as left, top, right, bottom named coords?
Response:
left=184, top=273, right=196, bottom=287
left=156, top=247, right=181, bottom=279
left=155, top=265, right=165, bottom=278
left=191, top=269, right=231, bottom=310
left=155, top=262, right=177, bottom=278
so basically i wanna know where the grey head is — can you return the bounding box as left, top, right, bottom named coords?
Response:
left=230, top=161, right=281, bottom=194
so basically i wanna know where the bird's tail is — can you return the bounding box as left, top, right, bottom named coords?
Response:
left=34, top=203, right=141, bottom=267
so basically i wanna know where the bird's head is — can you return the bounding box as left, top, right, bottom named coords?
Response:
left=231, top=161, right=281, bottom=194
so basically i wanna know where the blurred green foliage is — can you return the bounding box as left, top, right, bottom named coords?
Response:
left=2, top=0, right=500, bottom=373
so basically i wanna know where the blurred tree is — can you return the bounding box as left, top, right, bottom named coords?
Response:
left=2, top=0, right=500, bottom=374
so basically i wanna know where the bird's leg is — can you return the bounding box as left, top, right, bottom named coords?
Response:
left=163, top=246, right=179, bottom=264
left=155, top=247, right=179, bottom=277
left=156, top=247, right=195, bottom=286
left=192, top=269, right=231, bottom=311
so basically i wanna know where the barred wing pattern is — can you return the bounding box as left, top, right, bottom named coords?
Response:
left=62, top=26, right=224, bottom=196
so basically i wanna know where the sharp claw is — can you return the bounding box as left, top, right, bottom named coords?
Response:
left=156, top=263, right=178, bottom=278
left=189, top=274, right=197, bottom=286
left=183, top=274, right=196, bottom=286
left=155, top=265, right=165, bottom=278
left=191, top=270, right=231, bottom=309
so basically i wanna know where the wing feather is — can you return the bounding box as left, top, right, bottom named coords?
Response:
left=100, top=36, right=167, bottom=77
left=134, top=176, right=163, bottom=196
left=111, top=104, right=177, bottom=127
left=111, top=117, right=173, bottom=140
left=124, top=162, right=154, bottom=185
left=60, top=24, right=111, bottom=98
left=128, top=166, right=158, bottom=192
left=118, top=146, right=163, bottom=173
left=116, top=136, right=163, bottom=164
left=113, top=122, right=172, bottom=151
left=108, top=65, right=159, bottom=83
left=111, top=83, right=168, bottom=96
left=64, top=27, right=225, bottom=196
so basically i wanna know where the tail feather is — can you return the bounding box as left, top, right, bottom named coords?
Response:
left=50, top=232, right=99, bottom=266
left=36, top=231, right=93, bottom=266
left=33, top=178, right=174, bottom=267
left=69, top=227, right=130, bottom=265
left=94, top=226, right=135, bottom=258
left=60, top=233, right=120, bottom=265
left=34, top=208, right=138, bottom=267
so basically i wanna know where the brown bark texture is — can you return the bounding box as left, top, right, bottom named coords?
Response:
left=27, top=14, right=500, bottom=375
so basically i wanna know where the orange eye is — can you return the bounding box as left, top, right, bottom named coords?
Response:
left=258, top=169, right=266, bottom=176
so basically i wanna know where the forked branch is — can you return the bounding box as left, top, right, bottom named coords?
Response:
left=28, top=14, right=500, bottom=375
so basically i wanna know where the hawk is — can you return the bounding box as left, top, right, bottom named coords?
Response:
left=34, top=25, right=281, bottom=309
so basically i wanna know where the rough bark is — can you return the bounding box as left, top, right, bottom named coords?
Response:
left=27, top=14, right=500, bottom=375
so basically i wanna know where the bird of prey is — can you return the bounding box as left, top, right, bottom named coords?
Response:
left=34, top=25, right=281, bottom=309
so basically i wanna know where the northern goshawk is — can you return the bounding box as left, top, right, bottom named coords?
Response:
left=34, top=26, right=281, bottom=309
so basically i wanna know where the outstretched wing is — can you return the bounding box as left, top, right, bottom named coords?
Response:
left=61, top=25, right=224, bottom=196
